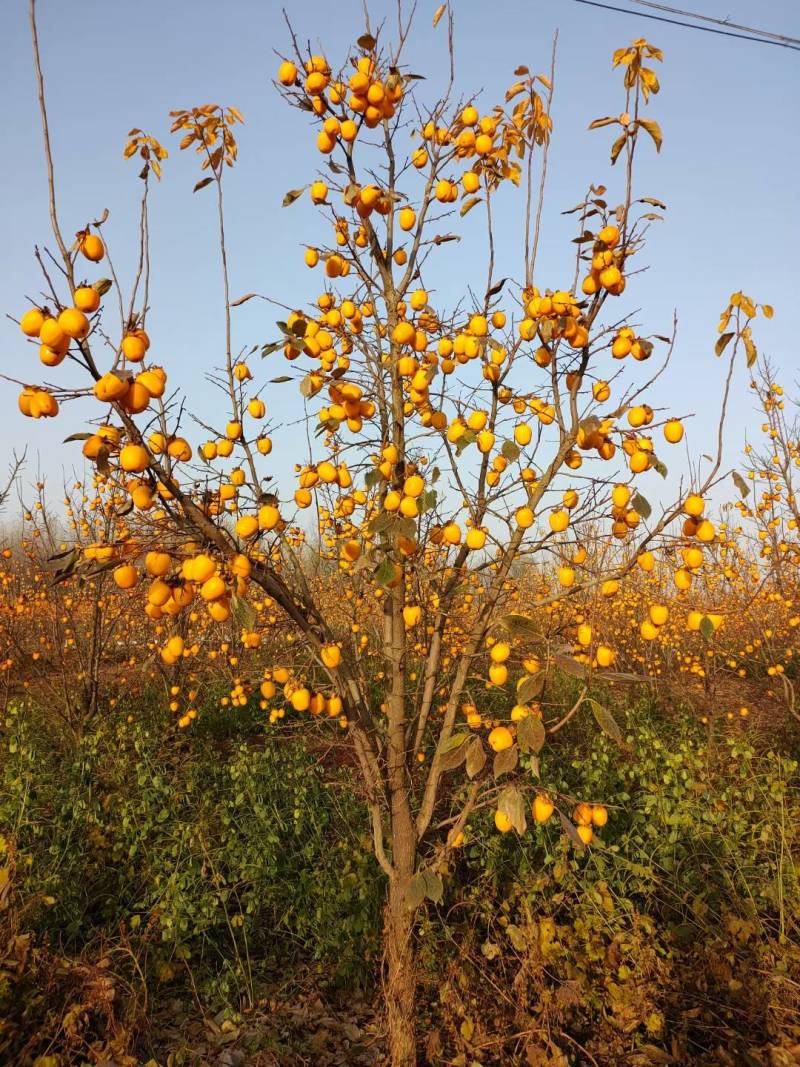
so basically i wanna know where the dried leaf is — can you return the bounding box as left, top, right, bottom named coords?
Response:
left=282, top=187, right=305, bottom=207
left=715, top=332, right=734, bottom=357
left=732, top=471, right=750, bottom=498
left=433, top=3, right=446, bottom=27
left=193, top=176, right=214, bottom=193
left=636, top=117, right=663, bottom=152
left=493, top=744, right=518, bottom=779
left=610, top=132, right=627, bottom=165
left=466, top=736, right=486, bottom=779
left=498, top=785, right=526, bottom=834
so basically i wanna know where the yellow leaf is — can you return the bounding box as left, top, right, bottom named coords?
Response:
left=637, top=117, right=662, bottom=151
left=433, top=3, right=446, bottom=27
left=761, top=304, right=774, bottom=319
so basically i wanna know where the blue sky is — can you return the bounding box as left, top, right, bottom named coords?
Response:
left=2, top=0, right=798, bottom=506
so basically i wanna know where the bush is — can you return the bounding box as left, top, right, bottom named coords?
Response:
left=2, top=694, right=798, bottom=1065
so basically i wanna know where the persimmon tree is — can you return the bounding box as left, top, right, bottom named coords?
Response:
left=10, top=3, right=771, bottom=1062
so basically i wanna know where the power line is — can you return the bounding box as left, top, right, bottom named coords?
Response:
left=570, top=0, right=800, bottom=51
left=629, top=1, right=800, bottom=47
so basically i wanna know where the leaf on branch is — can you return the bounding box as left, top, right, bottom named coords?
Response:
left=517, top=713, right=545, bottom=754
left=501, top=614, right=543, bottom=642
left=501, top=440, right=520, bottom=462
left=466, top=736, right=486, bottom=779
left=407, top=870, right=443, bottom=911
left=715, top=332, right=734, bottom=357
left=743, top=327, right=757, bottom=368
left=269, top=375, right=293, bottom=384
left=231, top=596, right=257, bottom=631
left=554, top=652, right=589, bottom=679
left=433, top=3, right=447, bottom=27
left=494, top=744, right=518, bottom=779
left=652, top=457, right=668, bottom=479
left=373, top=558, right=396, bottom=587
left=460, top=196, right=482, bottom=217
left=193, top=176, right=214, bottom=193
left=63, top=432, right=94, bottom=443
left=432, top=233, right=461, bottom=245
left=559, top=810, right=586, bottom=850
left=485, top=277, right=508, bottom=300
left=498, top=785, right=526, bottom=834
left=640, top=196, right=667, bottom=209
left=699, top=615, right=715, bottom=641
left=231, top=292, right=257, bottom=307
left=610, top=132, right=627, bottom=165
left=631, top=491, right=651, bottom=521
left=514, top=65, right=530, bottom=76
left=516, top=673, right=545, bottom=706
left=589, top=698, right=623, bottom=745
left=282, top=187, right=306, bottom=207
left=92, top=278, right=113, bottom=295
left=357, top=33, right=377, bottom=50
left=439, top=732, right=470, bottom=771
left=636, top=117, right=663, bottom=152
left=588, top=116, right=619, bottom=130
left=732, top=471, right=751, bottom=499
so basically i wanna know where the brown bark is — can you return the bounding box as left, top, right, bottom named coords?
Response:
left=384, top=876, right=418, bottom=1067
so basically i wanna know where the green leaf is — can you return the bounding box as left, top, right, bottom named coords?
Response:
left=501, top=440, right=520, bottom=462
left=63, top=432, right=94, bottom=443
left=364, top=469, right=383, bottom=489
left=631, top=491, right=651, bottom=520
left=373, top=559, right=396, bottom=586
left=231, top=596, right=257, bottom=632
left=715, top=332, right=734, bottom=357
left=517, top=714, right=545, bottom=754
left=500, top=613, right=542, bottom=641
left=699, top=615, right=715, bottom=641
left=497, top=785, right=526, bottom=834
left=589, top=698, right=623, bottom=745
left=407, top=870, right=443, bottom=911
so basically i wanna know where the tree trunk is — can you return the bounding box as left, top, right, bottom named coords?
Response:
left=384, top=878, right=418, bottom=1067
